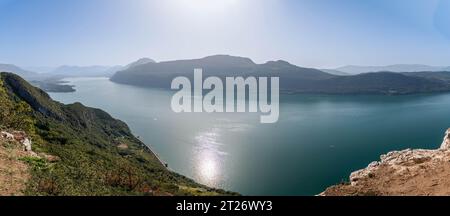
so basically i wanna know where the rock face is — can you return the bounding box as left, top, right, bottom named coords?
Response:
left=321, top=128, right=450, bottom=196
left=441, top=128, right=450, bottom=150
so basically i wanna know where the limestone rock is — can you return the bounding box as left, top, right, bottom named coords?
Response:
left=1, top=130, right=32, bottom=152
left=22, top=138, right=32, bottom=152
left=1, top=131, right=14, bottom=140
left=440, top=128, right=450, bottom=150
left=322, top=128, right=450, bottom=196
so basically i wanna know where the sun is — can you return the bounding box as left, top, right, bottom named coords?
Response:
left=177, top=0, right=239, bottom=13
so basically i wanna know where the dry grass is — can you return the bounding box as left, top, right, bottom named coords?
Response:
left=0, top=139, right=30, bottom=196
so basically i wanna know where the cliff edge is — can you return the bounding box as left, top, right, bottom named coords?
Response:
left=322, top=129, right=450, bottom=196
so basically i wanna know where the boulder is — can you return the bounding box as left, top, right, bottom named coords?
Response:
left=22, top=138, right=32, bottom=152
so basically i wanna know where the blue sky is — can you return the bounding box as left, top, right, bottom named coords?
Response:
left=0, top=0, right=449, bottom=68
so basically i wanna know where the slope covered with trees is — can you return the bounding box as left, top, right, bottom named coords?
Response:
left=0, top=72, right=234, bottom=196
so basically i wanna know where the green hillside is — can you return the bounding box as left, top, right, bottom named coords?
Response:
left=0, top=72, right=235, bottom=196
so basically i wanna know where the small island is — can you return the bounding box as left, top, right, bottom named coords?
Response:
left=31, top=80, right=76, bottom=93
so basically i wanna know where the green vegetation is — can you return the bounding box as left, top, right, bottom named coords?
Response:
left=19, top=156, right=48, bottom=170
left=0, top=72, right=236, bottom=196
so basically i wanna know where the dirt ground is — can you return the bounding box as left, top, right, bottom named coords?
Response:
left=0, top=139, right=30, bottom=196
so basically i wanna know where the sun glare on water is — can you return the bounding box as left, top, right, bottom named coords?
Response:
left=193, top=128, right=226, bottom=188
left=199, top=158, right=218, bottom=183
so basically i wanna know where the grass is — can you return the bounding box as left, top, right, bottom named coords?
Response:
left=19, top=156, right=48, bottom=170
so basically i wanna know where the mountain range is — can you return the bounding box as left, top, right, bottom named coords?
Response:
left=111, top=55, right=450, bottom=95
left=46, top=58, right=156, bottom=78
left=3, top=57, right=156, bottom=80
left=0, top=58, right=155, bottom=92
left=5, top=56, right=450, bottom=95
left=111, top=55, right=333, bottom=89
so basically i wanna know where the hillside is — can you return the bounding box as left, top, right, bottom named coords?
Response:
left=321, top=128, right=450, bottom=196
left=0, top=72, right=235, bottom=196
left=291, top=72, right=450, bottom=94
left=402, top=71, right=450, bottom=83
left=110, top=55, right=450, bottom=95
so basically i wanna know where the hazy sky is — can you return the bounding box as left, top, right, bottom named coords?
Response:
left=1, top=0, right=450, bottom=68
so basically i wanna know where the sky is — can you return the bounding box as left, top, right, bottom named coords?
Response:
left=0, top=0, right=450, bottom=68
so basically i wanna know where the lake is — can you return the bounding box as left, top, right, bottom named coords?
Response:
left=49, top=77, right=450, bottom=195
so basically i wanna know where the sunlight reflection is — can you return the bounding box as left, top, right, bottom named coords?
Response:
left=194, top=128, right=225, bottom=187
left=198, top=155, right=218, bottom=183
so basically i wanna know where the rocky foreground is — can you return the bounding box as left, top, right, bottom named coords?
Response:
left=322, top=129, right=450, bottom=196
left=0, top=131, right=61, bottom=195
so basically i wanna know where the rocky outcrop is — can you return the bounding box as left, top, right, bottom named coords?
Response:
left=1, top=131, right=14, bottom=140
left=1, top=131, right=32, bottom=152
left=441, top=128, right=450, bottom=149
left=321, top=128, right=450, bottom=196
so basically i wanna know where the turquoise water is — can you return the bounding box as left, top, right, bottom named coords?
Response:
left=49, top=77, right=450, bottom=195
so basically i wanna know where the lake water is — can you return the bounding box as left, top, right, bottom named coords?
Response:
left=49, top=77, right=450, bottom=195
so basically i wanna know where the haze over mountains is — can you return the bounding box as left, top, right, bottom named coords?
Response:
left=4, top=55, right=450, bottom=95
left=46, top=58, right=155, bottom=78
left=49, top=65, right=122, bottom=78
left=0, top=63, right=38, bottom=78
left=0, top=58, right=153, bottom=93
left=2, top=57, right=156, bottom=80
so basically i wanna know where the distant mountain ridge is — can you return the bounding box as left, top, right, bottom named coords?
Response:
left=334, top=64, right=450, bottom=75
left=6, top=56, right=450, bottom=95
left=320, top=69, right=350, bottom=76
left=1, top=58, right=158, bottom=93
left=110, top=55, right=450, bottom=95
left=34, top=58, right=156, bottom=78
left=111, top=54, right=334, bottom=89
left=0, top=63, right=38, bottom=78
